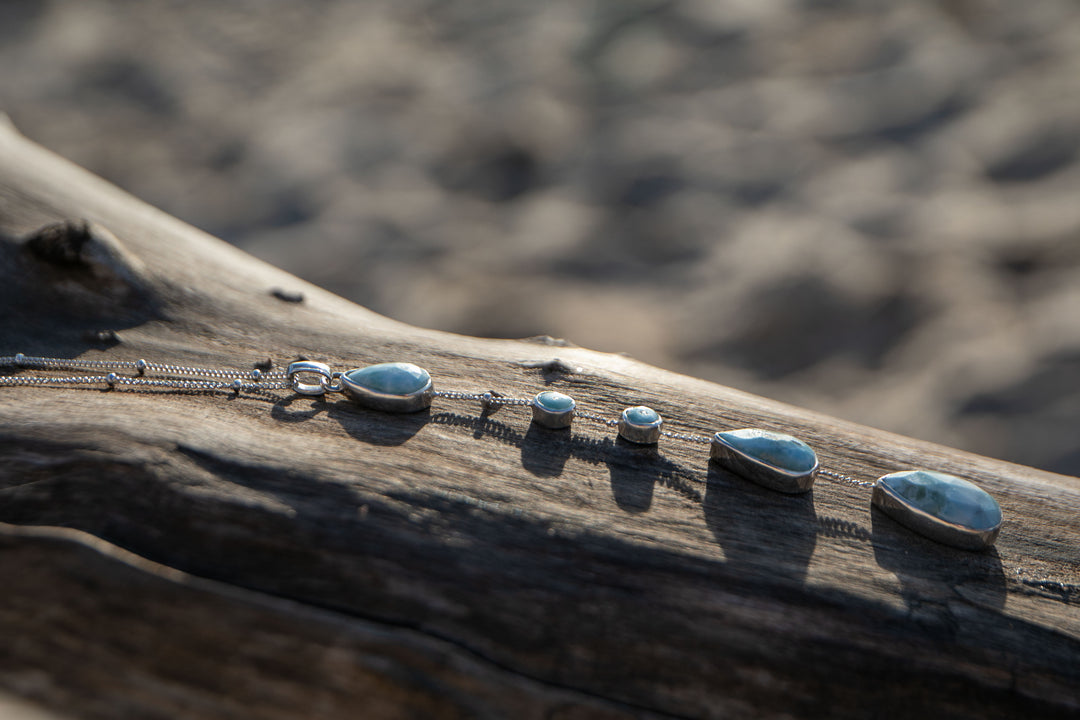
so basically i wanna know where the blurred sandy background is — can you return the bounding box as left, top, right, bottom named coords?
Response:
left=1, top=0, right=1078, bottom=476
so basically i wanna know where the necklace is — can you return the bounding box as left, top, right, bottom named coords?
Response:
left=1, top=353, right=1004, bottom=551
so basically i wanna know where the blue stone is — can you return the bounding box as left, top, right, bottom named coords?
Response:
left=535, top=391, right=575, bottom=412
left=877, top=470, right=1002, bottom=533
left=715, top=429, right=817, bottom=474
left=624, top=406, right=660, bottom=425
left=345, top=362, right=430, bottom=396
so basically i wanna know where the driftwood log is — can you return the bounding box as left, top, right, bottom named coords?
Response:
left=0, top=119, right=1078, bottom=720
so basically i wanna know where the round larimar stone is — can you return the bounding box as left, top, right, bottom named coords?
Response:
left=623, top=406, right=660, bottom=425
left=618, top=405, right=663, bottom=444
left=345, top=362, right=430, bottom=396
left=531, top=391, right=575, bottom=429
left=535, top=391, right=575, bottom=412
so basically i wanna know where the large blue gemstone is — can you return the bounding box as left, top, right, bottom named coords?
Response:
left=876, top=470, right=1002, bottom=533
left=714, top=429, right=818, bottom=474
left=345, top=362, right=430, bottom=396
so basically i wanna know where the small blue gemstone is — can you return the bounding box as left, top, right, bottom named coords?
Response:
left=715, top=429, right=817, bottom=474
left=624, top=406, right=660, bottom=425
left=878, top=470, right=1001, bottom=532
left=345, top=362, right=430, bottom=396
left=535, top=391, right=574, bottom=412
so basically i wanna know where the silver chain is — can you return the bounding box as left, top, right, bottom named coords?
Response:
left=431, top=390, right=486, bottom=402
left=660, top=429, right=712, bottom=444
left=0, top=354, right=286, bottom=394
left=432, top=390, right=532, bottom=411
left=575, top=410, right=619, bottom=427
left=817, top=468, right=875, bottom=489
left=1, top=354, right=873, bottom=489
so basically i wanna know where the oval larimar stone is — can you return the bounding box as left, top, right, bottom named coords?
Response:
left=872, top=470, right=1002, bottom=550
left=710, top=428, right=818, bottom=494
left=624, top=406, right=660, bottom=425
left=535, top=391, right=574, bottom=412
left=340, top=362, right=433, bottom=413
left=531, top=391, right=575, bottom=429
left=618, top=405, right=663, bottom=444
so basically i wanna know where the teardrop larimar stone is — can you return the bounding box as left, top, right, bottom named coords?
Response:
left=340, top=362, right=433, bottom=412
left=872, top=470, right=1002, bottom=550
left=710, top=428, right=818, bottom=494
left=346, top=363, right=429, bottom=395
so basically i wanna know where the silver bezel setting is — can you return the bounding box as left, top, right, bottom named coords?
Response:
left=871, top=477, right=1001, bottom=551
left=617, top=407, right=663, bottom=444
left=340, top=368, right=434, bottom=413
left=531, top=392, right=576, bottom=429
left=710, top=432, right=818, bottom=494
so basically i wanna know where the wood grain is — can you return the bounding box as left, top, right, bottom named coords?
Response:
left=0, top=122, right=1078, bottom=719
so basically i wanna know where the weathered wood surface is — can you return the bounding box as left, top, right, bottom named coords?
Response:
left=0, top=120, right=1078, bottom=719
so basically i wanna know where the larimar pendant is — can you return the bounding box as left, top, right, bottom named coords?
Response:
left=872, top=470, right=1002, bottom=550
left=340, top=362, right=434, bottom=412
left=710, top=428, right=818, bottom=493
